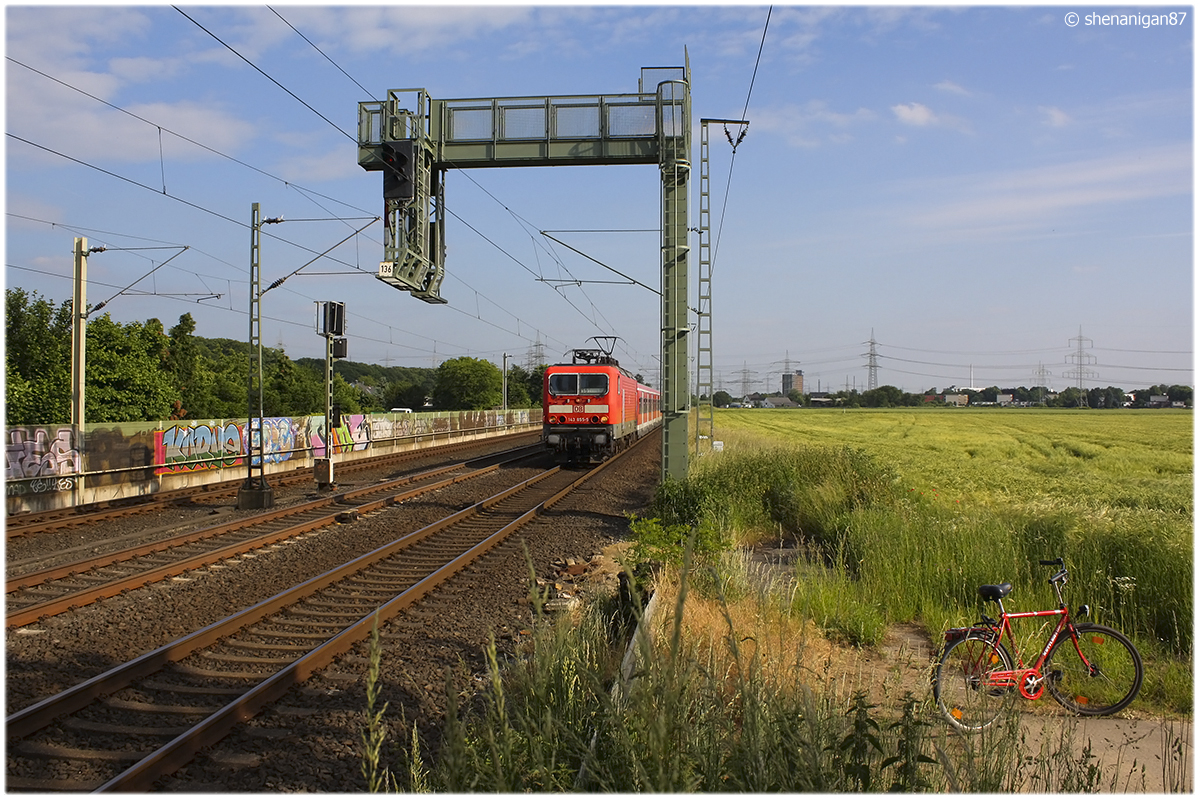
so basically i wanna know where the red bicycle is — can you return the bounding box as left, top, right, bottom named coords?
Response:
left=933, top=558, right=1143, bottom=733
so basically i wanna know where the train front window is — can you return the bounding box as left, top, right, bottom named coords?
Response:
left=549, top=373, right=609, bottom=396
left=549, top=374, right=578, bottom=396
left=579, top=374, right=608, bottom=395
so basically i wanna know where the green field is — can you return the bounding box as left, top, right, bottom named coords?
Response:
left=665, top=407, right=1193, bottom=711
left=713, top=407, right=1192, bottom=514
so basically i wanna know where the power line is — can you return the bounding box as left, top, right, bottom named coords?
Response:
left=740, top=6, right=772, bottom=120
left=710, top=7, right=770, bottom=277
left=6, top=57, right=376, bottom=221
left=146, top=11, right=655, bottom=363
left=8, top=60, right=586, bottom=351
left=267, top=6, right=377, bottom=100
left=173, top=6, right=355, bottom=143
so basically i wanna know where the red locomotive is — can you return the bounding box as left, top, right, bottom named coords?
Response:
left=542, top=347, right=661, bottom=463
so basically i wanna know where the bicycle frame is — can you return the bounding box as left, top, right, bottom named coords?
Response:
left=982, top=607, right=1071, bottom=699
left=968, top=568, right=1094, bottom=701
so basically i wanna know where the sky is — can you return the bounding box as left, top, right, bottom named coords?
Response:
left=4, top=3, right=1193, bottom=396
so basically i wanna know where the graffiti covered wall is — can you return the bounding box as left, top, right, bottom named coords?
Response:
left=7, top=409, right=538, bottom=512
left=156, top=421, right=244, bottom=473
left=6, top=426, right=82, bottom=496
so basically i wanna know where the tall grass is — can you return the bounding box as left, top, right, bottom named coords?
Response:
left=646, top=418, right=1191, bottom=711
left=373, top=570, right=1184, bottom=792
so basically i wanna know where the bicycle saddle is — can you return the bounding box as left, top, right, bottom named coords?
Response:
left=978, top=583, right=1012, bottom=602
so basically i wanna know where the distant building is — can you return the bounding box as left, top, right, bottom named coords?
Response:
left=997, top=394, right=1014, bottom=406
left=763, top=396, right=799, bottom=409
left=944, top=394, right=968, bottom=407
left=782, top=370, right=804, bottom=396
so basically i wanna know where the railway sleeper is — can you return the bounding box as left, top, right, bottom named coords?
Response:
left=198, top=651, right=296, bottom=666
left=138, top=679, right=245, bottom=696
left=13, top=740, right=153, bottom=761
left=221, top=640, right=314, bottom=652
left=63, top=717, right=192, bottom=737
left=246, top=627, right=338, bottom=640
left=104, top=696, right=220, bottom=715
left=167, top=663, right=273, bottom=680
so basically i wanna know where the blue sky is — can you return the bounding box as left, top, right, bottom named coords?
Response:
left=5, top=4, right=1193, bottom=395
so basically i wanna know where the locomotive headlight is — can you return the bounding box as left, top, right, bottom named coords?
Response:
left=601, top=415, right=609, bottom=423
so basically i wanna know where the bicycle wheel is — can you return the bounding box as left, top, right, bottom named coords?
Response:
left=934, top=634, right=1015, bottom=733
left=1045, top=623, right=1143, bottom=715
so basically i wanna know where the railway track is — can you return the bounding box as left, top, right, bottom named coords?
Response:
left=6, top=435, right=644, bottom=792
left=6, top=444, right=544, bottom=629
left=5, top=431, right=538, bottom=539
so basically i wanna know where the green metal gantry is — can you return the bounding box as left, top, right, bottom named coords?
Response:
left=357, top=63, right=692, bottom=481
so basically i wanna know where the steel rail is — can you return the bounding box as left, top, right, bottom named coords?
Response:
left=6, top=430, right=538, bottom=538
left=7, top=446, right=542, bottom=628
left=7, top=438, right=643, bottom=791
left=7, top=461, right=476, bottom=593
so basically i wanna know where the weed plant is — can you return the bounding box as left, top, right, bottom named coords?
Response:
left=365, top=568, right=1183, bottom=792
left=644, top=409, right=1191, bottom=710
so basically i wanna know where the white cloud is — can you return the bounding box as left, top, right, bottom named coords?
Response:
left=935, top=80, right=971, bottom=96
left=891, top=102, right=972, bottom=133
left=286, top=5, right=535, bottom=56
left=892, top=102, right=937, bottom=126
left=899, top=143, right=1192, bottom=234
left=753, top=100, right=876, bottom=147
left=1040, top=106, right=1071, bottom=127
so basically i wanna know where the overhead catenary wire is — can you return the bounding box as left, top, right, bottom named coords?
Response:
left=5, top=57, right=377, bottom=221
left=267, top=6, right=377, bottom=101
left=11, top=24, right=655, bottom=369
left=710, top=6, right=772, bottom=277
left=188, top=3, right=615, bottom=356
left=5, top=67, right=562, bottom=352
left=259, top=6, right=622, bottom=359
left=173, top=6, right=355, bottom=144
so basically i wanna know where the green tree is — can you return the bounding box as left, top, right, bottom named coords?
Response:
left=331, top=373, right=364, bottom=414
left=861, top=385, right=904, bottom=408
left=164, top=312, right=209, bottom=419
left=262, top=350, right=323, bottom=416
left=504, top=364, right=535, bottom=408
left=433, top=356, right=502, bottom=410
left=5, top=288, right=73, bottom=424
left=384, top=379, right=431, bottom=410
left=714, top=390, right=734, bottom=408
left=84, top=314, right=175, bottom=423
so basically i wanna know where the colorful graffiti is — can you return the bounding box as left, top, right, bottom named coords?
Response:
left=8, top=409, right=537, bottom=507
left=250, top=417, right=306, bottom=465
left=155, top=422, right=245, bottom=475
left=6, top=426, right=82, bottom=497
left=6, top=426, right=82, bottom=480
left=310, top=414, right=374, bottom=458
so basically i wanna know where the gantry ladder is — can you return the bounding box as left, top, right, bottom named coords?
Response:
left=695, top=121, right=714, bottom=456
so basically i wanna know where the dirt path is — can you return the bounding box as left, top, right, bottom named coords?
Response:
left=857, top=622, right=1193, bottom=793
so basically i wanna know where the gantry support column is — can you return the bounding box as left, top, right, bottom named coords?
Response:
left=237, top=202, right=274, bottom=510
left=658, top=80, right=690, bottom=482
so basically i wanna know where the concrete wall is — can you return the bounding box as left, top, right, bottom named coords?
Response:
left=6, top=409, right=540, bottom=515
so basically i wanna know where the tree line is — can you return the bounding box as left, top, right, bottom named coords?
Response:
left=5, top=289, right=546, bottom=427
left=713, top=382, right=1192, bottom=410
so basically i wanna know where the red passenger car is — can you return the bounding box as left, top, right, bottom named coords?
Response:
left=542, top=348, right=661, bottom=463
